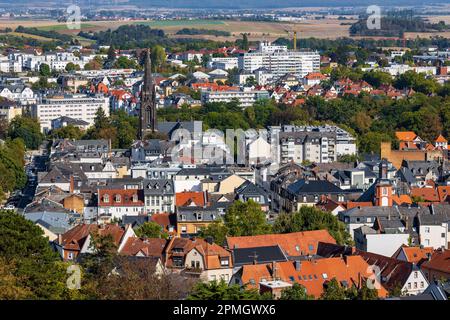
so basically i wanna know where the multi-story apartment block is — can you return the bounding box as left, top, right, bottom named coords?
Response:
left=200, top=87, right=270, bottom=108
left=32, top=94, right=109, bottom=133
left=238, top=41, right=320, bottom=80
left=271, top=125, right=357, bottom=164
left=143, top=179, right=175, bottom=214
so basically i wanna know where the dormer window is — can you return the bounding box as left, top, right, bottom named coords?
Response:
left=103, top=194, right=109, bottom=203
left=115, top=194, right=121, bottom=203
left=132, top=194, right=138, bottom=202
left=197, top=213, right=203, bottom=221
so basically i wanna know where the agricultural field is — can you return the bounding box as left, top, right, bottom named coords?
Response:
left=0, top=15, right=449, bottom=42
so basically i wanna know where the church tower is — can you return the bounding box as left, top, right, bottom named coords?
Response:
left=138, top=49, right=157, bottom=140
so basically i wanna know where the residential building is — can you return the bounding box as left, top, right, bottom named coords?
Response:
left=32, top=94, right=109, bottom=133
left=97, top=189, right=145, bottom=221
left=238, top=41, right=320, bottom=79
left=200, top=87, right=270, bottom=108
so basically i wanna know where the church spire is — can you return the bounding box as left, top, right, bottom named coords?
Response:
left=139, top=48, right=157, bottom=140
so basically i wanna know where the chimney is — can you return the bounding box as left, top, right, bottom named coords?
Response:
left=272, top=261, right=278, bottom=279
left=294, top=260, right=301, bottom=271
left=69, top=175, right=74, bottom=193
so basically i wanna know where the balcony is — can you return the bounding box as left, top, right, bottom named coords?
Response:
left=184, top=267, right=203, bottom=275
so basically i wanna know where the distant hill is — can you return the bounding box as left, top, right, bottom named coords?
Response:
left=129, top=0, right=442, bottom=9
left=9, top=0, right=444, bottom=9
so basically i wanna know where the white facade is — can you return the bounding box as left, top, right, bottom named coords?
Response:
left=401, top=270, right=429, bottom=296
left=238, top=43, right=320, bottom=79
left=201, top=87, right=270, bottom=108
left=208, top=57, right=239, bottom=70
left=355, top=232, right=410, bottom=257
left=32, top=94, right=110, bottom=133
left=419, top=223, right=449, bottom=249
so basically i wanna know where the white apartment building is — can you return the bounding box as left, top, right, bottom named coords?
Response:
left=32, top=94, right=109, bottom=133
left=238, top=41, right=320, bottom=79
left=208, top=57, right=239, bottom=70
left=0, top=55, right=22, bottom=73
left=200, top=87, right=270, bottom=108
left=273, top=125, right=357, bottom=164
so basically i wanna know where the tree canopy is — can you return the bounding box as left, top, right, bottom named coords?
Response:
left=272, top=206, right=352, bottom=245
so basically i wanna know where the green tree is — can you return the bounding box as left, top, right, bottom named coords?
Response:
left=107, top=45, right=116, bottom=62
left=151, top=45, right=166, bottom=72
left=39, top=63, right=51, bottom=77
left=272, top=206, right=352, bottom=245
left=198, top=220, right=229, bottom=245
left=113, top=56, right=138, bottom=69
left=320, top=278, right=348, bottom=300
left=224, top=200, right=271, bottom=237
left=347, top=284, right=379, bottom=300
left=50, top=125, right=83, bottom=140
left=8, top=116, right=43, bottom=150
left=280, top=283, right=314, bottom=300
left=241, top=33, right=249, bottom=51
left=187, top=279, right=262, bottom=300
left=135, top=222, right=168, bottom=239
left=358, top=131, right=392, bottom=155
left=0, top=211, right=71, bottom=299
left=65, top=62, right=80, bottom=72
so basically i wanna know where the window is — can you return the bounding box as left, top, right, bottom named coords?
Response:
left=420, top=282, right=424, bottom=288
left=322, top=273, right=328, bottom=279
left=408, top=283, right=411, bottom=289
left=220, top=258, right=229, bottom=267
left=115, top=194, right=121, bottom=203
left=68, top=252, right=74, bottom=260
left=289, top=276, right=295, bottom=282
left=414, top=282, right=417, bottom=289
left=181, top=226, right=187, bottom=233
left=425, top=227, right=430, bottom=233
left=103, top=194, right=109, bottom=203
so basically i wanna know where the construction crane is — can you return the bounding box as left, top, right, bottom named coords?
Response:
left=284, top=28, right=298, bottom=51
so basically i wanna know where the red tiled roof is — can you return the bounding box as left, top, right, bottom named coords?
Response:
left=411, top=188, right=440, bottom=202
left=437, top=186, right=450, bottom=202
left=120, top=237, right=167, bottom=257
left=59, top=224, right=125, bottom=251
left=435, top=134, right=448, bottom=143
left=239, top=256, right=388, bottom=298
left=226, top=230, right=336, bottom=257
left=98, top=189, right=145, bottom=207
left=421, top=249, right=450, bottom=276
left=175, top=191, right=207, bottom=207
left=393, top=245, right=434, bottom=265
left=396, top=131, right=417, bottom=142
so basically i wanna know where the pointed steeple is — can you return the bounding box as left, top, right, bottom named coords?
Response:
left=138, top=48, right=157, bottom=140
left=143, top=49, right=153, bottom=90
